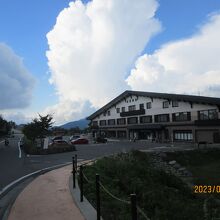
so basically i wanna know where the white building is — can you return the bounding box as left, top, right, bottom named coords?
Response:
left=87, top=90, right=220, bottom=143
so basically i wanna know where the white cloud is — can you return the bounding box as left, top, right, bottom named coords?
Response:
left=126, top=13, right=220, bottom=97
left=43, top=100, right=95, bottom=125
left=0, top=43, right=35, bottom=109
left=46, top=0, right=161, bottom=123
left=1, top=111, right=35, bottom=125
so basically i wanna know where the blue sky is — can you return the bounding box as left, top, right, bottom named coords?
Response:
left=0, top=0, right=220, bottom=125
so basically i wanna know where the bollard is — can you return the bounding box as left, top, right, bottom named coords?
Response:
left=72, top=157, right=76, bottom=188
left=96, top=174, right=101, bottom=220
left=130, top=194, right=137, bottom=220
left=80, top=165, right=84, bottom=202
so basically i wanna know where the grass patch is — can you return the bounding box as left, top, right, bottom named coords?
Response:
left=82, top=151, right=210, bottom=220
left=164, top=148, right=220, bottom=185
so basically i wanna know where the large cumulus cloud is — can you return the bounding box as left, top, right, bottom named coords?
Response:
left=46, top=0, right=161, bottom=124
left=0, top=43, right=35, bottom=109
left=126, top=13, right=220, bottom=97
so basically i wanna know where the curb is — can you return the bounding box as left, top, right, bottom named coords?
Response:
left=68, top=159, right=104, bottom=220
left=0, top=162, right=71, bottom=199
left=69, top=176, right=98, bottom=220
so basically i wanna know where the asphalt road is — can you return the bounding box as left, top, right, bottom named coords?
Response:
left=0, top=136, right=169, bottom=190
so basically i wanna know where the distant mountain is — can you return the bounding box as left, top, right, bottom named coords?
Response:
left=60, top=118, right=89, bottom=129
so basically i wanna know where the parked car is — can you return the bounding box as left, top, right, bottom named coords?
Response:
left=95, top=137, right=107, bottom=143
left=71, top=138, right=89, bottom=145
left=69, top=135, right=80, bottom=141
left=49, top=140, right=69, bottom=147
left=52, top=136, right=63, bottom=142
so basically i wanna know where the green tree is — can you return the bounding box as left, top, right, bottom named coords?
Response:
left=23, top=114, right=54, bottom=142
left=0, top=115, right=14, bottom=137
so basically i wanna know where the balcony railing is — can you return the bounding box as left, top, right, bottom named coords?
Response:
left=120, top=109, right=145, bottom=117
left=195, top=119, right=220, bottom=126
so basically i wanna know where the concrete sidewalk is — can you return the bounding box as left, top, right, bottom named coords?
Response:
left=7, top=165, right=85, bottom=220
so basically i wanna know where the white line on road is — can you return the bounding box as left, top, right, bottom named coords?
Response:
left=18, top=140, right=22, bottom=158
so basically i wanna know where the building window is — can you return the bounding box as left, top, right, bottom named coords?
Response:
left=139, top=103, right=144, bottom=110
left=146, top=102, right=151, bottom=109
left=108, top=119, right=115, bottom=125
left=116, top=108, right=120, bottom=113
left=117, top=118, right=126, bottom=125
left=92, top=121, right=98, bottom=126
left=100, top=120, right=106, bottom=126
left=163, top=101, right=169, bottom=108
left=154, top=114, right=170, bottom=122
left=172, top=101, right=179, bottom=107
left=107, top=110, right=110, bottom=116
left=127, top=117, right=138, bottom=124
left=122, top=107, right=125, bottom=112
left=172, top=112, right=191, bottom=122
left=103, top=112, right=106, bottom=117
left=198, top=109, right=218, bottom=120
left=174, top=131, right=193, bottom=141
left=128, top=105, right=136, bottom=111
left=140, top=116, right=152, bottom=123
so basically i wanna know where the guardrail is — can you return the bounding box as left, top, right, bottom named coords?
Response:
left=72, top=155, right=150, bottom=220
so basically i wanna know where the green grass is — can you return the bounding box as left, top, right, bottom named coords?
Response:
left=164, top=148, right=220, bottom=185
left=82, top=151, right=210, bottom=220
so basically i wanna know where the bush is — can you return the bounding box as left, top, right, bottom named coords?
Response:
left=23, top=138, right=76, bottom=155
left=82, top=151, right=204, bottom=220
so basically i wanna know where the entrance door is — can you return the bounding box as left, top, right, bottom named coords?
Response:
left=139, top=131, right=151, bottom=140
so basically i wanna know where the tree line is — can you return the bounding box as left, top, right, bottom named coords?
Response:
left=0, top=115, right=15, bottom=137
left=22, top=114, right=89, bottom=142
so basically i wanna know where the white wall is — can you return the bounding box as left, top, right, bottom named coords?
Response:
left=92, top=95, right=219, bottom=123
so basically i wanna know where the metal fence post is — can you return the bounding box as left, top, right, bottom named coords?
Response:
left=75, top=154, right=77, bottom=170
left=96, top=174, right=101, bottom=220
left=72, top=156, right=75, bottom=188
left=130, top=194, right=137, bottom=220
left=80, top=165, right=84, bottom=202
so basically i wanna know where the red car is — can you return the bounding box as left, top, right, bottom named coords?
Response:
left=71, top=138, right=89, bottom=145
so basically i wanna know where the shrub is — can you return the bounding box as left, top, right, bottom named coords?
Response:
left=23, top=138, right=76, bottom=154
left=82, top=151, right=204, bottom=220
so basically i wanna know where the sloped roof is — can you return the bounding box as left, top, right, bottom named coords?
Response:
left=87, top=90, right=220, bottom=120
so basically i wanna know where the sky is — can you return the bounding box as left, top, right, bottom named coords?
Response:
left=0, top=0, right=220, bottom=125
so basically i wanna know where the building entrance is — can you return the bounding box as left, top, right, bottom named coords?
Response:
left=139, top=131, right=152, bottom=140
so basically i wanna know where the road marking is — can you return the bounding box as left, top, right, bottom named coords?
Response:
left=18, top=140, right=22, bottom=158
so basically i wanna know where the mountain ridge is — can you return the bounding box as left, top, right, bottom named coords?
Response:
left=59, top=118, right=89, bottom=129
